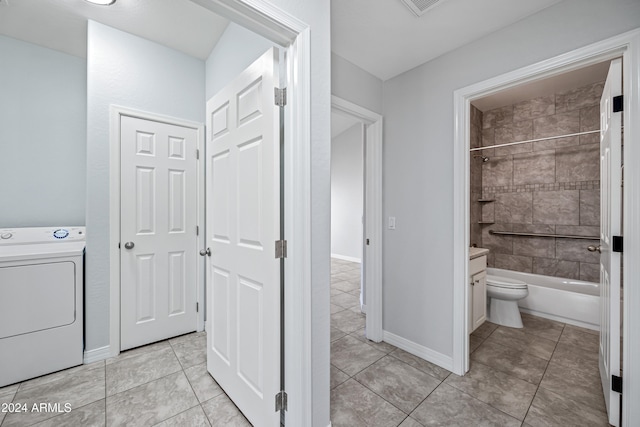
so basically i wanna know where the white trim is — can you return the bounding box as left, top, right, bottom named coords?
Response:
left=109, top=106, right=205, bottom=358
left=453, top=29, right=640, bottom=426
left=83, top=346, right=111, bottom=364
left=331, top=95, right=384, bottom=343
left=383, top=330, right=454, bottom=373
left=330, top=254, right=361, bottom=263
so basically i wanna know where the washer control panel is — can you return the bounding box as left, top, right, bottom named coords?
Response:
left=0, top=227, right=86, bottom=245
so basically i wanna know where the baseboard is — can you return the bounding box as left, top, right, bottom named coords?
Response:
left=83, top=345, right=111, bottom=364
left=330, top=254, right=361, bottom=263
left=383, top=330, right=454, bottom=372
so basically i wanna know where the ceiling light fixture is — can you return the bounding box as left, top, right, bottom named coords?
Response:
left=85, top=0, right=116, bottom=5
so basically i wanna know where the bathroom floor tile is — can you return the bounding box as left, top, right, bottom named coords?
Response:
left=389, top=349, right=451, bottom=381
left=331, top=365, right=350, bottom=390
left=411, top=383, right=521, bottom=427
left=445, top=361, right=537, bottom=420
left=331, top=335, right=386, bottom=376
left=520, top=313, right=565, bottom=342
left=470, top=321, right=499, bottom=340
left=471, top=340, right=548, bottom=384
left=201, top=393, right=251, bottom=427
left=558, top=324, right=600, bottom=353
left=549, top=342, right=599, bottom=377
left=331, top=379, right=406, bottom=427
left=486, top=326, right=557, bottom=360
left=539, top=360, right=606, bottom=412
left=469, top=334, right=484, bottom=353
left=355, top=356, right=441, bottom=414
left=524, top=387, right=609, bottom=427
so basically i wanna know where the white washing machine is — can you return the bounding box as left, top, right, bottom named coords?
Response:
left=0, top=227, right=85, bottom=387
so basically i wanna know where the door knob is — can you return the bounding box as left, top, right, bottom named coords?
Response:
left=124, top=241, right=135, bottom=250
left=587, top=245, right=601, bottom=253
left=199, top=248, right=211, bottom=257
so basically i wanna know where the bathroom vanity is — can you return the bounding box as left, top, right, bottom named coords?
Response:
left=469, top=247, right=489, bottom=333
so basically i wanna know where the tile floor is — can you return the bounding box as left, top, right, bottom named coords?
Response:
left=0, top=259, right=610, bottom=426
left=329, top=258, right=611, bottom=427
left=0, top=332, right=250, bottom=426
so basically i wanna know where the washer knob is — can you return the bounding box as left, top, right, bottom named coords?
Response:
left=1, top=232, right=12, bottom=240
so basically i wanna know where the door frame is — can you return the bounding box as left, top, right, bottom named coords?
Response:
left=452, top=28, right=640, bottom=426
left=108, top=2, right=314, bottom=425
left=331, top=95, right=383, bottom=342
left=109, top=106, right=206, bottom=354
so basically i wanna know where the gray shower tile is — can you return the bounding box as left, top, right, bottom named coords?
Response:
left=555, top=81, right=604, bottom=113
left=331, top=365, right=350, bottom=389
left=184, top=363, right=223, bottom=403
left=559, top=324, right=600, bottom=353
left=556, top=144, right=599, bottom=183
left=485, top=326, right=557, bottom=361
left=520, top=313, right=564, bottom=342
left=555, top=225, right=599, bottom=237
left=481, top=202, right=495, bottom=223
left=513, top=236, right=555, bottom=258
left=481, top=224, right=513, bottom=255
left=539, top=362, right=606, bottom=412
left=514, top=95, right=555, bottom=121
left=388, top=349, right=451, bottom=381
left=445, top=361, right=537, bottom=420
left=171, top=333, right=206, bottom=369
left=31, top=399, right=106, bottom=427
left=513, top=150, right=556, bottom=185
left=494, top=121, right=533, bottom=156
left=533, top=257, right=580, bottom=280
left=331, top=335, right=386, bottom=376
left=3, top=362, right=105, bottom=427
left=331, top=379, right=406, bottom=427
left=470, top=121, right=481, bottom=149
left=533, top=110, right=580, bottom=138
left=106, top=346, right=182, bottom=396
left=495, top=192, right=533, bottom=224
left=580, top=105, right=600, bottom=132
left=482, top=128, right=495, bottom=151
left=580, top=262, right=600, bottom=282
left=201, top=393, right=251, bottom=427
left=533, top=190, right=580, bottom=225
left=556, top=238, right=600, bottom=263
left=580, top=189, right=600, bottom=226
left=483, top=105, right=513, bottom=129
left=106, top=372, right=198, bottom=427
left=494, top=253, right=533, bottom=273
left=524, top=387, right=609, bottom=427
left=512, top=224, right=555, bottom=234
left=470, top=341, right=548, bottom=384
left=411, top=383, right=521, bottom=427
left=355, top=356, right=441, bottom=414
left=154, top=405, right=211, bottom=427
left=331, top=308, right=365, bottom=333
left=482, top=156, right=513, bottom=187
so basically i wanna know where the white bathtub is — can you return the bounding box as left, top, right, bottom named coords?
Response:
left=486, top=268, right=600, bottom=331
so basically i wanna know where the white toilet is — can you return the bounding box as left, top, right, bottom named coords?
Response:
left=486, top=275, right=529, bottom=328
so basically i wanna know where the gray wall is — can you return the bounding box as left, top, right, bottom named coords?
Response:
left=0, top=35, right=86, bottom=227
left=85, top=21, right=205, bottom=351
left=381, top=0, right=640, bottom=358
left=478, top=82, right=602, bottom=282
left=331, top=124, right=363, bottom=261
left=332, top=53, right=383, bottom=114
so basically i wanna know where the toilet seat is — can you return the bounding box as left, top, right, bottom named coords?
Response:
left=486, top=275, right=527, bottom=290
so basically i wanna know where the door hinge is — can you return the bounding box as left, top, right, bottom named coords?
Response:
left=612, top=374, right=623, bottom=393
left=275, top=240, right=287, bottom=259
left=275, top=390, right=287, bottom=411
left=196, top=225, right=199, bottom=236
left=613, top=95, right=623, bottom=113
left=196, top=302, right=199, bottom=313
left=274, top=87, right=287, bottom=107
left=196, top=149, right=200, bottom=160
left=366, top=238, right=370, bottom=245
left=613, top=235, right=623, bottom=253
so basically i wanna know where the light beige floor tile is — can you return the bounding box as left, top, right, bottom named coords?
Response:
left=445, top=361, right=537, bottom=420
left=333, top=280, right=361, bottom=293
left=331, top=292, right=360, bottom=309
left=331, top=327, right=348, bottom=342
left=107, top=341, right=170, bottom=366
left=31, top=399, right=106, bottom=427
left=411, top=383, right=521, bottom=427
left=184, top=363, right=223, bottom=403
left=389, top=349, right=451, bottom=381
left=154, top=405, right=211, bottom=427
left=331, top=379, right=406, bottom=427
left=331, top=309, right=365, bottom=333
left=331, top=336, right=386, bottom=376
left=201, top=393, right=251, bottom=427
left=355, top=356, right=441, bottom=414
left=171, top=334, right=207, bottom=369
left=106, top=371, right=198, bottom=427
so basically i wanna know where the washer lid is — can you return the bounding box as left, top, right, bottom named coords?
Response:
left=486, top=275, right=528, bottom=289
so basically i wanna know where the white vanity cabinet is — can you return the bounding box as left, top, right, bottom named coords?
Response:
left=469, top=249, right=488, bottom=333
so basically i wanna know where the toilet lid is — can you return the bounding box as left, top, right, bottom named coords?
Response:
left=486, top=275, right=528, bottom=289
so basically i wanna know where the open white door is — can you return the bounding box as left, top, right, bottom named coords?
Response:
left=204, top=48, right=281, bottom=426
left=599, top=58, right=622, bottom=427
left=120, top=116, right=199, bottom=350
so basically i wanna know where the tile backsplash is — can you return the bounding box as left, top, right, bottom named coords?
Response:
left=470, top=81, right=603, bottom=283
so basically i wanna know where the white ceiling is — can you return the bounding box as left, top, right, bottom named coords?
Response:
left=331, top=111, right=360, bottom=139
left=0, top=0, right=229, bottom=59
left=331, top=0, right=563, bottom=81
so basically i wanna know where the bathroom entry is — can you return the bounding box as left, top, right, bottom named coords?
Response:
left=467, top=58, right=623, bottom=426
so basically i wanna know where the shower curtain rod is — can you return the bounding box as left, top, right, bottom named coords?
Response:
left=469, top=129, right=600, bottom=152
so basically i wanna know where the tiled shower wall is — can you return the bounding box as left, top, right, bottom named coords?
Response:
left=474, top=81, right=604, bottom=283
left=470, top=105, right=483, bottom=247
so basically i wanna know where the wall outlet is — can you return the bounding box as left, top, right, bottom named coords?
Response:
left=388, top=216, right=396, bottom=230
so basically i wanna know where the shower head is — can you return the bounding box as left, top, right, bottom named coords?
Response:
left=474, top=154, right=490, bottom=162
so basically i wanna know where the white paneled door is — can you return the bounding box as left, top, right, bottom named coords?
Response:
left=120, top=116, right=198, bottom=351
left=599, top=58, right=622, bottom=427
left=205, top=48, right=281, bottom=426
